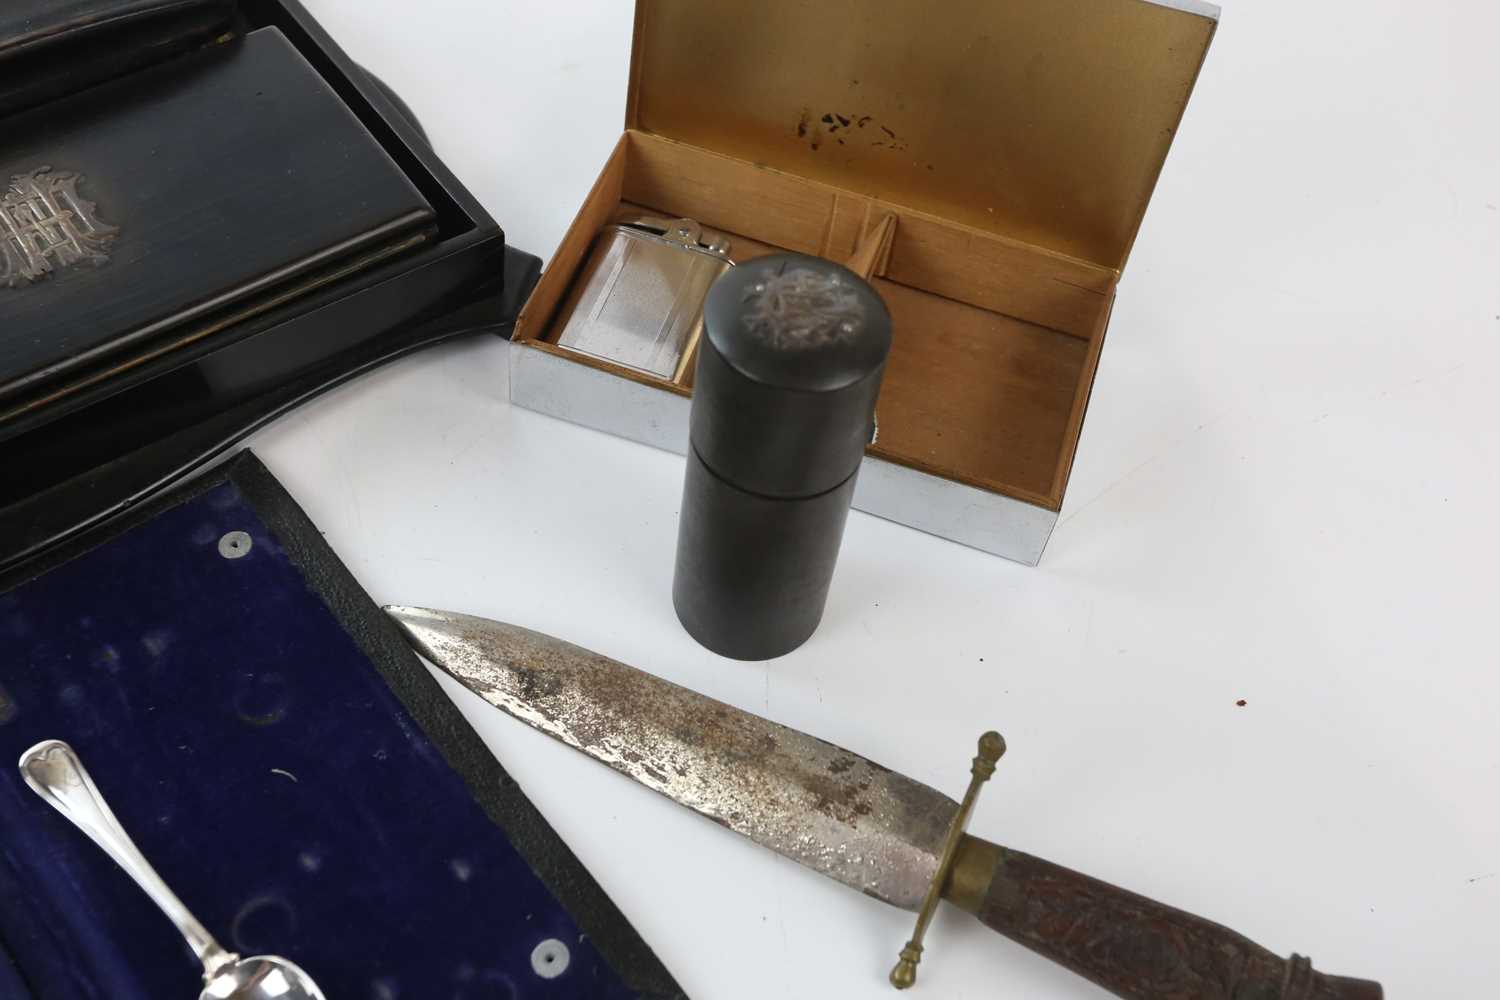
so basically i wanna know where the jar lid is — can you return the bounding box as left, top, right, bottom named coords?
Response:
left=691, top=254, right=892, bottom=498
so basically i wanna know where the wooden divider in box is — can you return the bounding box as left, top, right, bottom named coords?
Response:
left=511, top=129, right=1119, bottom=512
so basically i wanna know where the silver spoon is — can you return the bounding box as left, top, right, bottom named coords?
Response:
left=19, top=740, right=326, bottom=1000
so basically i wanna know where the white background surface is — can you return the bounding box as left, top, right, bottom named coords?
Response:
left=258, top=2, right=1499, bottom=996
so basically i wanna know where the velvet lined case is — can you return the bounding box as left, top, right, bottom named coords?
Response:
left=0, top=452, right=684, bottom=999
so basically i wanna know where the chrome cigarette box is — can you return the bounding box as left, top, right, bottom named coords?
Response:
left=508, top=0, right=1217, bottom=566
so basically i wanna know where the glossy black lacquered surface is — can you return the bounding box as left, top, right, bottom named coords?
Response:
left=0, top=0, right=235, bottom=117
left=0, top=0, right=532, bottom=571
left=0, top=0, right=230, bottom=60
left=0, top=243, right=541, bottom=572
left=0, top=25, right=435, bottom=424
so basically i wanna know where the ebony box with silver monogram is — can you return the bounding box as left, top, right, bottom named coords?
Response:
left=0, top=0, right=541, bottom=570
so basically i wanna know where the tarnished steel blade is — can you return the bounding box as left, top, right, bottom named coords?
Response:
left=386, top=606, right=957, bottom=911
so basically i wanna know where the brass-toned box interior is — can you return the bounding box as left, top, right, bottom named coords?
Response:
left=514, top=131, right=1114, bottom=510
left=510, top=0, right=1214, bottom=514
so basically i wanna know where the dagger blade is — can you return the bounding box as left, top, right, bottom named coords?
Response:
left=385, top=606, right=957, bottom=911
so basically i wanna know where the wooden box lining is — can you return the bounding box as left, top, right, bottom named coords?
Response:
left=513, top=130, right=1118, bottom=510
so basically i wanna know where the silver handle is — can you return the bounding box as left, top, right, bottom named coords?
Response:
left=18, top=740, right=238, bottom=979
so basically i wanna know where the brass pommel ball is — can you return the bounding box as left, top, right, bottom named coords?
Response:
left=977, top=731, right=1006, bottom=766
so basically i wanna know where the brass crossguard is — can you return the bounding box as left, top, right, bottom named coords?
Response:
left=889, top=731, right=1005, bottom=990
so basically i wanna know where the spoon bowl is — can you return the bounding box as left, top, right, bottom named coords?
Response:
left=202, top=955, right=325, bottom=1000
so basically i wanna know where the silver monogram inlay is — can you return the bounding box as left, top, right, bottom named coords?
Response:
left=1, top=167, right=117, bottom=288
left=741, top=267, right=865, bottom=351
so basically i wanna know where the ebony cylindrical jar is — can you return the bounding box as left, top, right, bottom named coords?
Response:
left=672, top=254, right=892, bottom=660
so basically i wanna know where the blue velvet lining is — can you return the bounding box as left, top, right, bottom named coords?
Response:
left=0, top=482, right=635, bottom=999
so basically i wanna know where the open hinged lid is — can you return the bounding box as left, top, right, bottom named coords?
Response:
left=627, top=0, right=1218, bottom=273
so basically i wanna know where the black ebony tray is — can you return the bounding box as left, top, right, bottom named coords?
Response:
left=0, top=0, right=543, bottom=574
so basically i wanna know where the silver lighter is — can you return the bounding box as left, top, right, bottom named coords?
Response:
left=554, top=216, right=733, bottom=380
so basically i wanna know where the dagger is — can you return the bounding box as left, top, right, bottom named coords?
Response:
left=385, top=606, right=1381, bottom=999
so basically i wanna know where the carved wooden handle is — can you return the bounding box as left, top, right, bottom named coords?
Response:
left=948, top=836, right=1382, bottom=999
